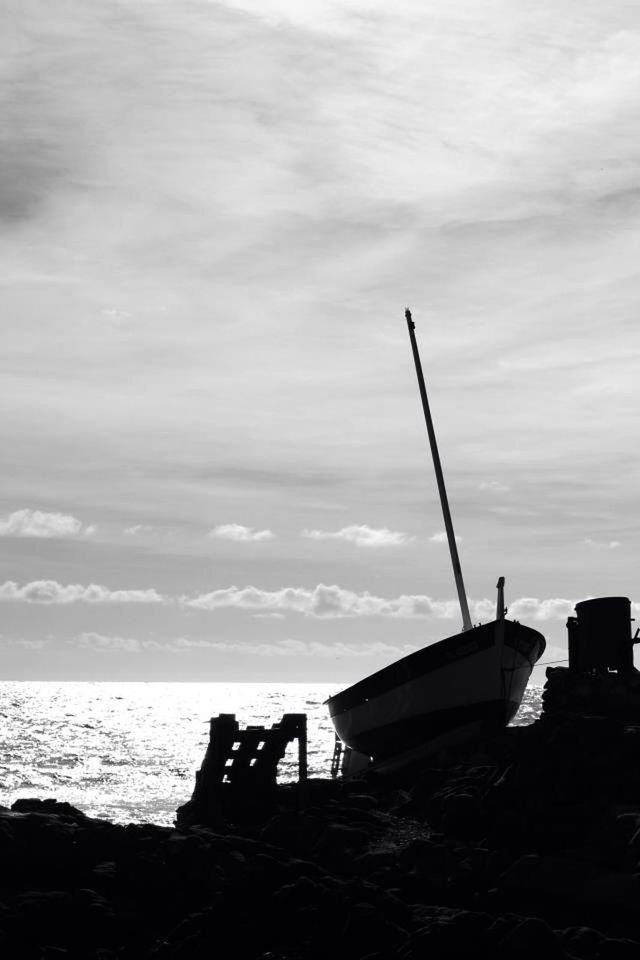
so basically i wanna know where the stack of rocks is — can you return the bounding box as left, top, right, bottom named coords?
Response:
left=542, top=665, right=640, bottom=721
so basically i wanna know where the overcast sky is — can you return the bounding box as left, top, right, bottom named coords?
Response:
left=2, top=0, right=640, bottom=681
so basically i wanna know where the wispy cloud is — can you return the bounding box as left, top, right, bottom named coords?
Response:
left=170, top=637, right=216, bottom=649
left=583, top=538, right=621, bottom=550
left=429, top=531, right=462, bottom=544
left=0, top=636, right=48, bottom=649
left=210, top=524, right=275, bottom=542
left=74, top=632, right=164, bottom=652
left=0, top=509, right=94, bottom=539
left=504, top=598, right=576, bottom=621
left=303, top=524, right=411, bottom=547
left=124, top=524, right=152, bottom=536
left=479, top=481, right=511, bottom=494
left=0, top=581, right=165, bottom=604
left=69, top=634, right=418, bottom=659
left=172, top=637, right=419, bottom=658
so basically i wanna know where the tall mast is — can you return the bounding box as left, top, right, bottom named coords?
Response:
left=405, top=308, right=473, bottom=633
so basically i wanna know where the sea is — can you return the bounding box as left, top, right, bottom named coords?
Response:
left=0, top=682, right=543, bottom=826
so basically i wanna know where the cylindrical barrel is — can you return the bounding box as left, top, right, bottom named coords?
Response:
left=574, top=597, right=633, bottom=672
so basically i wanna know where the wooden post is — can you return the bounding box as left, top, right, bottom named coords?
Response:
left=201, top=713, right=238, bottom=805
left=496, top=576, right=506, bottom=621
left=297, top=715, right=308, bottom=783
left=297, top=714, right=307, bottom=810
left=176, top=711, right=309, bottom=827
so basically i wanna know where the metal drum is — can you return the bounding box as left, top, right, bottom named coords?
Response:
left=574, top=597, right=633, bottom=672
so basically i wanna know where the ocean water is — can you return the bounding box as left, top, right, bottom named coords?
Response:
left=0, top=682, right=543, bottom=826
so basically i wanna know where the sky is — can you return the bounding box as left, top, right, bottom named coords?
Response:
left=2, top=0, right=640, bottom=682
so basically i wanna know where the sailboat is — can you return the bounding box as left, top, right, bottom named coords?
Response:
left=326, top=310, right=546, bottom=768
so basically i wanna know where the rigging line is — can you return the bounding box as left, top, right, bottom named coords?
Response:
left=536, top=657, right=569, bottom=667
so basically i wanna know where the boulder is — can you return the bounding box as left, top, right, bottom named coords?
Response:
left=11, top=798, right=87, bottom=820
left=499, top=854, right=640, bottom=910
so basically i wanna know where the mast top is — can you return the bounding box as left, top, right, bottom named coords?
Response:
left=405, top=308, right=473, bottom=633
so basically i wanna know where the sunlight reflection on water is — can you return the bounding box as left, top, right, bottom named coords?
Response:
left=0, top=681, right=543, bottom=826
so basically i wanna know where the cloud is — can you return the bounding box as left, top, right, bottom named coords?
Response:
left=181, top=583, right=626, bottom=624
left=583, top=538, right=621, bottom=550
left=75, top=632, right=142, bottom=653
left=302, top=524, right=411, bottom=547
left=73, top=632, right=166, bottom=653
left=0, top=580, right=165, bottom=604
left=182, top=583, right=462, bottom=619
left=210, top=524, right=275, bottom=542
left=479, top=481, right=511, bottom=494
left=171, top=637, right=419, bottom=658
left=0, top=637, right=48, bottom=649
left=0, top=509, right=94, bottom=538
left=506, top=598, right=577, bottom=621
left=1, top=575, right=628, bottom=626
left=124, top=524, right=152, bottom=536
left=429, top=531, right=462, bottom=544
left=170, top=637, right=215, bottom=649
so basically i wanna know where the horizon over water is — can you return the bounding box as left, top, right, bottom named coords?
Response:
left=0, top=681, right=543, bottom=825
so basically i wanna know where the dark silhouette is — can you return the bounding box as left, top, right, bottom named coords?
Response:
left=4, top=652, right=640, bottom=958
left=326, top=312, right=546, bottom=769
left=567, top=596, right=638, bottom=673
left=177, top=712, right=307, bottom=827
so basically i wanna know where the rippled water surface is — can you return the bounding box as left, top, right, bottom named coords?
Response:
left=0, top=682, right=543, bottom=825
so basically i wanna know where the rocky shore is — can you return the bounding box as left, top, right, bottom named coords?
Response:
left=3, top=667, right=640, bottom=959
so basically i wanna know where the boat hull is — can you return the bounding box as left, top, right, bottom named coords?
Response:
left=326, top=619, right=545, bottom=762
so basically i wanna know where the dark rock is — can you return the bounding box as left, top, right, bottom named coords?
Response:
left=405, top=906, right=493, bottom=958
left=341, top=793, right=378, bottom=811
left=495, top=916, right=563, bottom=959
left=260, top=812, right=325, bottom=855
left=596, top=938, right=640, bottom=960
left=559, top=926, right=606, bottom=960
left=353, top=849, right=398, bottom=874
left=340, top=901, right=409, bottom=957
left=499, top=854, right=640, bottom=909
left=11, top=798, right=87, bottom=820
left=397, top=837, right=446, bottom=872
left=90, top=861, right=118, bottom=892
left=313, top=823, right=370, bottom=866
left=285, top=857, right=327, bottom=882
left=441, top=790, right=485, bottom=839
left=585, top=810, right=640, bottom=868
